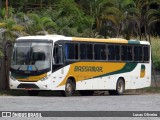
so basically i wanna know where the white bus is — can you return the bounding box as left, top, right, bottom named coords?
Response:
left=9, top=35, right=151, bottom=96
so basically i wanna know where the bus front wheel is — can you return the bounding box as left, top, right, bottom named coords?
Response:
left=108, top=78, right=125, bottom=95
left=63, top=79, right=74, bottom=97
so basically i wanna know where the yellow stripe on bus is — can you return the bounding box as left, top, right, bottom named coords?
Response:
left=57, top=62, right=126, bottom=87
left=72, top=37, right=128, bottom=44
left=17, top=73, right=47, bottom=82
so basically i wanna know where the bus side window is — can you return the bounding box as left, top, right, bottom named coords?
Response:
left=121, top=45, right=133, bottom=61
left=108, top=45, right=115, bottom=60
left=115, top=45, right=120, bottom=61
left=75, top=44, right=78, bottom=59
left=134, top=46, right=142, bottom=62
left=143, top=46, right=149, bottom=62
left=86, top=44, right=93, bottom=60
left=65, top=43, right=78, bottom=60
left=80, top=43, right=93, bottom=60
left=80, top=44, right=86, bottom=60
left=121, top=46, right=127, bottom=61
left=127, top=46, right=133, bottom=61
left=94, top=44, right=106, bottom=60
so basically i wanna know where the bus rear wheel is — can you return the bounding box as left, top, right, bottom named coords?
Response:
left=108, top=78, right=125, bottom=95
left=63, top=79, right=74, bottom=97
left=28, top=90, right=39, bottom=96
left=79, top=90, right=94, bottom=96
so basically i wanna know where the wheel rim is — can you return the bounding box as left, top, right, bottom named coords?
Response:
left=66, top=83, right=72, bottom=95
left=117, top=81, right=123, bottom=93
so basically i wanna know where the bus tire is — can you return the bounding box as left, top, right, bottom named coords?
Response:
left=63, top=79, right=74, bottom=97
left=79, top=90, right=94, bottom=96
left=28, top=90, right=39, bottom=96
left=108, top=78, right=125, bottom=95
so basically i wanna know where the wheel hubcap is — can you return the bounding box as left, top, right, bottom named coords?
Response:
left=66, top=83, right=72, bottom=93
left=118, top=82, right=123, bottom=93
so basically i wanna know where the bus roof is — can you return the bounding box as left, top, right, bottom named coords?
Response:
left=16, top=35, right=150, bottom=45
left=16, top=35, right=67, bottom=41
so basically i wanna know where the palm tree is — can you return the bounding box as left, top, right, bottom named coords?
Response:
left=134, top=0, right=160, bottom=40
left=26, top=13, right=57, bottom=35
left=148, top=10, right=160, bottom=25
left=5, top=0, right=8, bottom=18
left=78, top=0, right=122, bottom=38
left=115, top=0, right=140, bottom=39
left=0, top=18, right=25, bottom=89
left=147, top=9, right=160, bottom=36
left=0, top=7, right=25, bottom=51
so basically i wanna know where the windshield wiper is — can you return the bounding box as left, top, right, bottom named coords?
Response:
left=16, top=64, right=40, bottom=73
left=33, top=64, right=40, bottom=73
left=17, top=65, right=23, bottom=70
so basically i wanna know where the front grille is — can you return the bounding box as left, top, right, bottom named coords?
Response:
left=17, top=83, right=39, bottom=89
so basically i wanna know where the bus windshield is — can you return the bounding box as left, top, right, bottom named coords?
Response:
left=11, top=42, right=52, bottom=71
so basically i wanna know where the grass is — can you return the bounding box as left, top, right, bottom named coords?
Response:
left=125, top=87, right=160, bottom=94
left=141, top=86, right=160, bottom=93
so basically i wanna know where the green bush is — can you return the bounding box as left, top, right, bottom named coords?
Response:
left=151, top=37, right=160, bottom=70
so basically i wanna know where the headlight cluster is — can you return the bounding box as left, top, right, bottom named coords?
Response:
left=40, top=74, right=51, bottom=81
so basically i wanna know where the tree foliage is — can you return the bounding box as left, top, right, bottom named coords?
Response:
left=0, top=0, right=159, bottom=38
left=0, top=0, right=160, bottom=58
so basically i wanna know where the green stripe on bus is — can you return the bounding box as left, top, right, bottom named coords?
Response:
left=128, top=40, right=140, bottom=44
left=96, top=63, right=138, bottom=78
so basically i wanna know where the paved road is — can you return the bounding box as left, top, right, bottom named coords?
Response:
left=0, top=93, right=160, bottom=120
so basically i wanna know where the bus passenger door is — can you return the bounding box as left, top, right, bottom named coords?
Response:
left=52, top=43, right=64, bottom=74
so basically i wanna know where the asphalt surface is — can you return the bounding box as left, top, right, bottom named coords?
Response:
left=0, top=93, right=160, bottom=120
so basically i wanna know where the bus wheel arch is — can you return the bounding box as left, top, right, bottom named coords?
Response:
left=108, top=77, right=125, bottom=95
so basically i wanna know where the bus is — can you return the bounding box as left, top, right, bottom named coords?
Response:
left=9, top=35, right=151, bottom=96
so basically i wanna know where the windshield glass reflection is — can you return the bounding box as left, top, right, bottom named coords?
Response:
left=11, top=42, right=52, bottom=71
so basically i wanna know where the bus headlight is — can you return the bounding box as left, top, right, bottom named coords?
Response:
left=40, top=75, right=51, bottom=81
